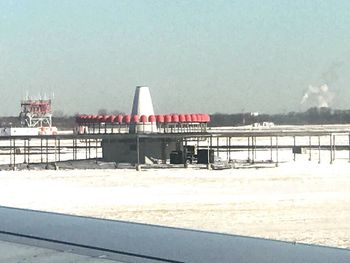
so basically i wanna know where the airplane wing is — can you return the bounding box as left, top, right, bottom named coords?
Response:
left=0, top=206, right=349, bottom=263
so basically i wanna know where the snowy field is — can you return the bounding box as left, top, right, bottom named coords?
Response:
left=0, top=126, right=349, bottom=250
left=0, top=160, right=349, bottom=250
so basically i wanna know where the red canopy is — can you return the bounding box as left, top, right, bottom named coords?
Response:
left=185, top=114, right=192, bottom=122
left=204, top=114, right=211, bottom=122
left=123, top=115, right=131, bottom=124
left=103, top=115, right=111, bottom=122
left=171, top=114, right=179, bottom=123
left=156, top=115, right=164, bottom=123
left=148, top=115, right=156, bottom=123
left=179, top=114, right=186, bottom=122
left=132, top=115, right=140, bottom=123
left=140, top=115, right=148, bottom=123
left=117, top=114, right=123, bottom=123
left=110, top=115, right=117, bottom=122
left=191, top=114, right=198, bottom=122
left=164, top=114, right=172, bottom=123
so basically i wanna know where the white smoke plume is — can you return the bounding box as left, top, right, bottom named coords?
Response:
left=300, top=84, right=334, bottom=108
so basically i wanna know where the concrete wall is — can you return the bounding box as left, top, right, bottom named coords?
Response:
left=102, top=137, right=180, bottom=164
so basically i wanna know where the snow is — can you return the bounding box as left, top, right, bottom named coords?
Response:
left=0, top=160, right=349, bottom=249
left=0, top=126, right=349, bottom=249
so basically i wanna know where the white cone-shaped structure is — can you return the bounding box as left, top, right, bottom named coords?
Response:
left=130, top=86, right=156, bottom=133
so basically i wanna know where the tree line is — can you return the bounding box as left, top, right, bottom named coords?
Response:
left=209, top=107, right=350, bottom=126
left=1, top=107, right=350, bottom=129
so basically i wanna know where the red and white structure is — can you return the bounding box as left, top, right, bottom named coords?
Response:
left=75, top=113, right=210, bottom=134
left=130, top=86, right=157, bottom=133
left=20, top=98, right=52, bottom=128
left=76, top=86, right=210, bottom=134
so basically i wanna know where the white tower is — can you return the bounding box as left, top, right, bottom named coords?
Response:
left=130, top=86, right=156, bottom=133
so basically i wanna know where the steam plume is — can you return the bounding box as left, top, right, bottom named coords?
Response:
left=300, top=84, right=334, bottom=108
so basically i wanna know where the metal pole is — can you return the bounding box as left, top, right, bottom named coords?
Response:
left=251, top=136, right=254, bottom=164
left=40, top=138, right=43, bottom=163
left=9, top=138, right=12, bottom=167
left=58, top=138, right=61, bottom=162
left=330, top=134, right=333, bottom=164
left=95, top=139, right=98, bottom=163
left=275, top=136, right=279, bottom=167
left=253, top=136, right=256, bottom=163
left=88, top=139, right=91, bottom=159
left=318, top=136, right=321, bottom=164
left=46, top=138, right=49, bottom=164
left=209, top=136, right=212, bottom=163
left=207, top=137, right=210, bottom=166
left=247, top=136, right=250, bottom=163
left=184, top=137, right=188, bottom=167
left=309, top=136, right=312, bottom=161
left=270, top=136, right=273, bottom=162
left=75, top=139, right=77, bottom=160
left=74, top=139, right=77, bottom=160
left=23, top=139, right=27, bottom=163
left=348, top=133, right=350, bottom=163
left=85, top=139, right=88, bottom=159
left=27, top=139, right=30, bottom=164
left=226, top=137, right=229, bottom=161
left=13, top=138, right=16, bottom=168
left=216, top=137, right=219, bottom=158
left=293, top=136, right=296, bottom=162
left=228, top=137, right=231, bottom=162
left=332, top=134, right=336, bottom=162
left=136, top=135, right=140, bottom=168
left=54, top=137, right=57, bottom=162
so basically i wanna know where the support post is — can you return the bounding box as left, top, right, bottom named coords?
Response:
left=58, top=138, right=61, bottom=162
left=13, top=139, right=16, bottom=169
left=348, top=133, right=350, bottom=163
left=27, top=139, right=30, bottom=165
left=40, top=138, right=43, bottom=163
left=228, top=137, right=231, bottom=162
left=270, top=136, right=273, bottom=162
left=54, top=137, right=57, bottom=163
left=136, top=135, right=141, bottom=171
left=9, top=139, right=12, bottom=167
left=46, top=138, right=49, bottom=165
left=88, top=139, right=91, bottom=159
left=332, top=134, right=336, bottom=162
left=95, top=139, right=98, bottom=163
left=330, top=134, right=333, bottom=164
left=253, top=136, right=256, bottom=164
left=318, top=136, right=321, bottom=164
left=309, top=136, right=312, bottom=161
left=23, top=139, right=27, bottom=164
left=216, top=137, right=219, bottom=158
left=247, top=137, right=250, bottom=163
left=85, top=139, right=88, bottom=159
left=293, top=136, right=296, bottom=162
left=207, top=137, right=211, bottom=169
left=275, top=136, right=279, bottom=167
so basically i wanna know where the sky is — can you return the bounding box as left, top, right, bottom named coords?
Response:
left=1, top=0, right=350, bottom=115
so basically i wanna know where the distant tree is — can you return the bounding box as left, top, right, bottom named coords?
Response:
left=97, top=109, right=108, bottom=115
left=110, top=109, right=125, bottom=115
left=53, top=110, right=66, bottom=118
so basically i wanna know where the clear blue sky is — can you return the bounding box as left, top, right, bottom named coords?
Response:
left=0, top=0, right=350, bottom=115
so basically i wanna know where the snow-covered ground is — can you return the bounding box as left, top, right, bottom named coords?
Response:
left=0, top=126, right=349, bottom=250
left=0, top=160, right=349, bottom=249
